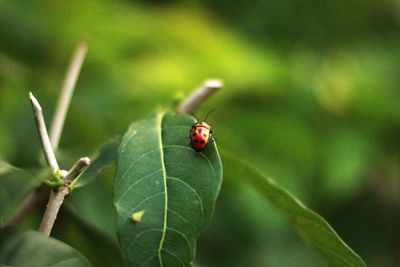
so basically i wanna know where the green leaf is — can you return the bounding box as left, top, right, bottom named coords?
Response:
left=0, top=161, right=41, bottom=224
left=73, top=138, right=120, bottom=188
left=114, top=112, right=223, bottom=267
left=221, top=150, right=366, bottom=267
left=0, top=229, right=91, bottom=267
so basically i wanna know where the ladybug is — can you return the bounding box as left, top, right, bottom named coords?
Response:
left=190, top=121, right=214, bottom=152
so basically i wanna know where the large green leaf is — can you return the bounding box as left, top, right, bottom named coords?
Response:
left=0, top=229, right=91, bottom=267
left=114, top=112, right=223, bottom=267
left=0, top=161, right=41, bottom=225
left=221, top=150, right=366, bottom=267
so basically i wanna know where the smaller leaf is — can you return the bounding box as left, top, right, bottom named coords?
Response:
left=74, top=138, right=119, bottom=188
left=221, top=150, right=366, bottom=267
left=0, top=229, right=91, bottom=267
left=0, top=161, right=20, bottom=176
left=0, top=161, right=41, bottom=224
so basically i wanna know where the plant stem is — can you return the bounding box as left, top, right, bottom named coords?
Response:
left=38, top=157, right=90, bottom=237
left=29, top=92, right=60, bottom=176
left=177, top=79, right=223, bottom=114
left=50, top=39, right=88, bottom=151
left=38, top=187, right=69, bottom=237
left=5, top=40, right=88, bottom=227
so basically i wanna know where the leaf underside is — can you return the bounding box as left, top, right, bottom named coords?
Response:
left=0, top=229, right=91, bottom=267
left=75, top=138, right=120, bottom=188
left=0, top=161, right=40, bottom=224
left=114, top=112, right=223, bottom=267
left=221, top=151, right=367, bottom=267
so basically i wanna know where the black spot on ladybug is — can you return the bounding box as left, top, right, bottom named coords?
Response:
left=198, top=129, right=202, bottom=133
left=200, top=140, right=205, bottom=144
left=203, top=134, right=207, bottom=137
left=192, top=133, right=196, bottom=136
left=193, top=139, right=199, bottom=143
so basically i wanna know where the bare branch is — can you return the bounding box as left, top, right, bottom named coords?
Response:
left=50, top=39, right=88, bottom=150
left=177, top=79, right=223, bottom=114
left=38, top=187, right=69, bottom=237
left=29, top=92, right=60, bottom=175
left=63, top=157, right=90, bottom=183
left=6, top=40, right=88, bottom=228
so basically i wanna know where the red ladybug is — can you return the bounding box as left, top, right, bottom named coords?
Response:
left=190, top=122, right=214, bottom=152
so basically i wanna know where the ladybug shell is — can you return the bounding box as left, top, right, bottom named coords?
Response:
left=190, top=122, right=212, bottom=151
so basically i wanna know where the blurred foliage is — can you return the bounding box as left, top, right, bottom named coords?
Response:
left=0, top=228, right=91, bottom=266
left=0, top=162, right=40, bottom=224
left=0, top=0, right=399, bottom=266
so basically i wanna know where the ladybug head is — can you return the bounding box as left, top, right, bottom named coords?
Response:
left=193, top=121, right=212, bottom=131
left=199, top=122, right=211, bottom=130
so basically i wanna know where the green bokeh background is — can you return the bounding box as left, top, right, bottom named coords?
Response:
left=0, top=1, right=399, bottom=266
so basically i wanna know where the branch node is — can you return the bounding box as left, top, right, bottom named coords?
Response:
left=38, top=157, right=90, bottom=236
left=60, top=170, right=69, bottom=179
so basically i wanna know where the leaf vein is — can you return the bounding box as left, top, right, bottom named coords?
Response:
left=168, top=208, right=191, bottom=225
left=167, top=176, right=204, bottom=220
left=141, top=255, right=156, bottom=267
left=157, top=111, right=168, bottom=267
left=162, top=248, right=185, bottom=267
left=166, top=227, right=192, bottom=253
left=117, top=147, right=161, bottom=186
left=128, top=191, right=165, bottom=215
left=163, top=144, right=217, bottom=180
left=115, top=168, right=163, bottom=204
left=127, top=228, right=163, bottom=250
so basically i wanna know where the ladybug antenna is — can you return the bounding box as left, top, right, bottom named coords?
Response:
left=203, top=108, right=216, bottom=122
left=187, top=107, right=200, bottom=122
left=192, top=111, right=201, bottom=122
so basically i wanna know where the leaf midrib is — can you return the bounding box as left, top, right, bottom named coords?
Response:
left=157, top=111, right=168, bottom=267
